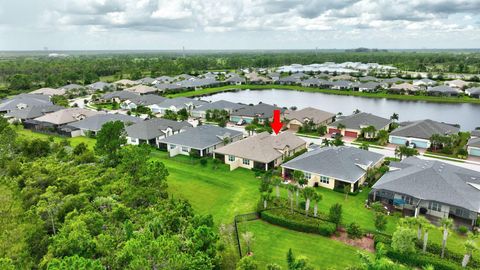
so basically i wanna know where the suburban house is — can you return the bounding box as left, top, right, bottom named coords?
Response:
left=225, top=75, right=246, bottom=85
left=282, top=146, right=384, bottom=192
left=427, top=85, right=462, bottom=96
left=176, top=77, right=220, bottom=90
left=413, top=78, right=436, bottom=88
left=101, top=91, right=139, bottom=103
left=154, top=76, right=173, bottom=84
left=467, top=137, right=480, bottom=157
left=266, top=72, right=280, bottom=82
left=284, top=107, right=336, bottom=131
left=213, top=131, right=306, bottom=171
left=113, top=79, right=139, bottom=88
left=465, top=87, right=480, bottom=98
left=245, top=72, right=272, bottom=84
left=124, top=85, right=157, bottom=95
left=0, top=94, right=52, bottom=113
left=445, top=79, right=470, bottom=89
left=327, top=112, right=391, bottom=138
left=87, top=82, right=115, bottom=92
left=229, top=103, right=285, bottom=125
left=389, top=119, right=460, bottom=149
left=190, top=100, right=245, bottom=119
left=4, top=105, right=64, bottom=122
left=153, top=83, right=183, bottom=92
left=120, top=94, right=166, bottom=110
left=58, top=84, right=85, bottom=92
left=30, top=87, right=66, bottom=96
left=125, top=118, right=192, bottom=146
left=136, top=77, right=156, bottom=85
left=330, top=80, right=352, bottom=90
left=381, top=77, right=405, bottom=85
left=370, top=157, right=480, bottom=228
left=158, top=125, right=243, bottom=157
left=69, top=114, right=142, bottom=136
left=389, top=83, right=418, bottom=93
left=355, top=82, right=382, bottom=92
left=148, top=97, right=207, bottom=114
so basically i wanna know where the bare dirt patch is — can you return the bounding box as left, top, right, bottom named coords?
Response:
left=331, top=229, right=375, bottom=252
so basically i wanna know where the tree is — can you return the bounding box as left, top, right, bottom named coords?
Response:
left=287, top=185, right=297, bottom=213
left=36, top=186, right=62, bottom=234
left=8, top=74, right=32, bottom=90
left=245, top=124, right=256, bottom=136
left=332, top=136, right=344, bottom=146
left=361, top=125, right=377, bottom=139
left=377, top=130, right=389, bottom=145
left=302, top=187, right=315, bottom=216
left=422, top=221, right=434, bottom=253
left=94, top=120, right=126, bottom=166
left=51, top=95, right=70, bottom=107
left=286, top=249, right=314, bottom=270
left=321, top=138, right=331, bottom=147
left=347, top=222, right=363, bottom=239
left=312, top=192, right=322, bottom=218
left=374, top=213, right=388, bottom=232
left=177, top=108, right=189, bottom=121
left=47, top=255, right=103, bottom=270
left=343, top=184, right=350, bottom=200
left=462, top=233, right=479, bottom=268
left=395, top=146, right=418, bottom=160
left=272, top=176, right=282, bottom=198
left=440, top=217, right=453, bottom=258
left=390, top=112, right=399, bottom=122
left=266, top=263, right=282, bottom=270
left=236, top=256, right=258, bottom=270
left=359, top=142, right=369, bottom=151
left=358, top=243, right=406, bottom=270
left=391, top=226, right=416, bottom=254
left=242, top=231, right=254, bottom=255
left=329, top=203, right=343, bottom=230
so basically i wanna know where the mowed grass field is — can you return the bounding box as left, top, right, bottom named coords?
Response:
left=13, top=125, right=96, bottom=149
left=238, top=220, right=365, bottom=269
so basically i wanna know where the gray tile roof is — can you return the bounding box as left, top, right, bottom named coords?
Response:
left=282, top=146, right=384, bottom=183
left=330, top=80, right=352, bottom=88
left=373, top=157, right=480, bottom=212
left=158, top=125, right=243, bottom=150
left=471, top=130, right=480, bottom=137
left=4, top=105, right=64, bottom=120
left=60, top=84, right=84, bottom=90
left=128, top=94, right=167, bottom=106
left=358, top=82, right=382, bottom=90
left=156, top=97, right=207, bottom=109
left=34, top=108, right=104, bottom=125
left=390, top=119, right=460, bottom=140
left=30, top=88, right=66, bottom=96
left=382, top=77, right=405, bottom=84
left=231, top=103, right=284, bottom=118
left=214, top=131, right=306, bottom=163
left=125, top=118, right=192, bottom=140
left=0, top=94, right=53, bottom=112
left=192, top=100, right=245, bottom=113
left=87, top=82, right=114, bottom=91
left=153, top=83, right=183, bottom=90
left=101, top=91, right=139, bottom=100
left=225, top=76, right=246, bottom=83
left=468, top=137, right=480, bottom=148
left=330, top=112, right=391, bottom=130
left=136, top=77, right=156, bottom=85
left=285, top=107, right=335, bottom=125
left=69, top=114, right=142, bottom=132
left=427, top=85, right=461, bottom=94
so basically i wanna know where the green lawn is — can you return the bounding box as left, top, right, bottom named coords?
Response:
left=167, top=84, right=480, bottom=104
left=13, top=125, right=96, bottom=149
left=237, top=220, right=365, bottom=269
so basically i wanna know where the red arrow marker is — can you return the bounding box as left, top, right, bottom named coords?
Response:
left=270, top=109, right=283, bottom=135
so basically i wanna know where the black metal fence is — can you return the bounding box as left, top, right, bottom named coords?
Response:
left=233, top=212, right=260, bottom=258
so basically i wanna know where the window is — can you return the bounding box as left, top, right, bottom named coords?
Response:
left=243, top=159, right=250, bottom=165
left=169, top=144, right=176, bottom=150
left=228, top=155, right=235, bottom=162
left=401, top=195, right=413, bottom=205
left=305, top=172, right=311, bottom=179
left=428, top=202, right=442, bottom=212
left=181, top=147, right=189, bottom=152
left=320, top=176, right=329, bottom=184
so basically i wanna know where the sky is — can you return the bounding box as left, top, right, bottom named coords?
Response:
left=0, top=0, right=480, bottom=51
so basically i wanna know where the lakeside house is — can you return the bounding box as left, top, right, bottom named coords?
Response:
left=427, top=85, right=462, bottom=97
left=213, top=131, right=306, bottom=171
left=284, top=107, right=336, bottom=131
left=125, top=118, right=192, bottom=146
left=389, top=83, right=418, bottom=94
left=190, top=100, right=245, bottom=119
left=370, top=157, right=480, bottom=228
left=413, top=78, right=436, bottom=87
left=69, top=114, right=142, bottom=136
left=389, top=119, right=460, bottom=149
left=465, top=87, right=480, bottom=98
left=148, top=97, right=207, bottom=115
left=158, top=125, right=243, bottom=157
left=282, top=146, right=384, bottom=192
left=327, top=112, right=391, bottom=138
left=468, top=137, right=480, bottom=157
left=230, top=103, right=285, bottom=125
left=225, top=75, right=246, bottom=85
left=445, top=79, right=470, bottom=89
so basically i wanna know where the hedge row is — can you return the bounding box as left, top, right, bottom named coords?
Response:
left=415, top=241, right=480, bottom=269
left=260, top=208, right=336, bottom=237
left=386, top=249, right=467, bottom=270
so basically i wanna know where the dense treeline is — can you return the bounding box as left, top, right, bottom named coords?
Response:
left=1, top=51, right=480, bottom=95
left=0, top=119, right=222, bottom=269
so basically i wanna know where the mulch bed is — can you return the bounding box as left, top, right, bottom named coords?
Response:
left=330, top=228, right=375, bottom=252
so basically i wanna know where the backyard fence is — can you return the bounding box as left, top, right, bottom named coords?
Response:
left=233, top=212, right=260, bottom=258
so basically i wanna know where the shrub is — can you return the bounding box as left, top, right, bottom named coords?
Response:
left=373, top=233, right=392, bottom=246
left=346, top=222, right=363, bottom=239
left=457, top=226, right=468, bottom=235
left=260, top=208, right=336, bottom=237
left=386, top=249, right=463, bottom=270
left=199, top=158, right=208, bottom=167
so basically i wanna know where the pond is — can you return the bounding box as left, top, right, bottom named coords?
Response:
left=202, top=89, right=480, bottom=131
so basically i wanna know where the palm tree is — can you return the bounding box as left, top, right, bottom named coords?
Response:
left=430, top=134, right=442, bottom=151
left=245, top=124, right=256, bottom=136
left=462, top=233, right=479, bottom=268
left=321, top=138, right=331, bottom=147
left=390, top=112, right=399, bottom=122
left=302, top=187, right=315, bottom=216
left=440, top=217, right=454, bottom=258
left=313, top=192, right=322, bottom=218
left=272, top=176, right=282, bottom=198
left=361, top=125, right=377, bottom=139
left=343, top=184, right=350, bottom=200
left=261, top=191, right=271, bottom=209
left=337, top=123, right=346, bottom=134
left=287, top=184, right=296, bottom=213
left=422, top=222, right=434, bottom=253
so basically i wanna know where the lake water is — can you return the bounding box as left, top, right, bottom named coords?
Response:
left=202, top=89, right=480, bottom=131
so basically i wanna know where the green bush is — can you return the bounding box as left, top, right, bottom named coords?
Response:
left=457, top=226, right=468, bottom=235
left=373, top=233, right=392, bottom=246
left=346, top=222, right=363, bottom=239
left=386, top=249, right=464, bottom=270
left=260, top=208, right=336, bottom=237
left=415, top=240, right=480, bottom=268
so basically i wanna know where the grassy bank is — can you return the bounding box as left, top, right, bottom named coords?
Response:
left=167, top=84, right=480, bottom=104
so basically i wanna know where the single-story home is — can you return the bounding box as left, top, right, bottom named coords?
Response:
left=4, top=105, right=64, bottom=122
left=0, top=94, right=52, bottom=113
left=213, top=131, right=306, bottom=171
left=191, top=100, right=245, bottom=119
left=158, top=125, right=243, bottom=157
left=30, top=87, right=66, bottom=96
left=69, top=114, right=142, bottom=136
left=87, top=82, right=115, bottom=92
left=467, top=137, right=480, bottom=157
left=136, top=77, right=156, bottom=85
left=230, top=103, right=285, bottom=125
left=465, top=87, right=480, bottom=98
left=389, top=83, right=418, bottom=93
left=124, top=85, right=158, bottom=95
left=327, top=112, right=391, bottom=138
left=120, top=94, right=166, bottom=110
left=389, top=119, right=460, bottom=149
left=125, top=118, right=192, bottom=147
left=225, top=75, right=246, bottom=85
left=282, top=146, right=384, bottom=192
left=100, top=91, right=140, bottom=103
left=154, top=76, right=174, bottom=84
left=149, top=97, right=208, bottom=115
left=445, top=79, right=470, bottom=89
left=413, top=78, right=436, bottom=87
left=153, top=83, right=184, bottom=92
left=370, top=157, right=480, bottom=227
left=427, top=85, right=462, bottom=96
left=355, top=82, right=382, bottom=92
left=58, top=84, right=85, bottom=92
left=113, top=79, right=139, bottom=88
left=330, top=80, right=352, bottom=90
left=284, top=107, right=336, bottom=131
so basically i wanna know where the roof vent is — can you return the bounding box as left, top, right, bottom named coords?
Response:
left=468, top=182, right=480, bottom=191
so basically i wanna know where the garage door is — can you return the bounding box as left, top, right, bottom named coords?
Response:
left=328, top=128, right=340, bottom=134
left=289, top=124, right=301, bottom=131
left=390, top=136, right=407, bottom=145
left=411, top=140, right=429, bottom=149
left=469, top=147, right=480, bottom=157
left=344, top=131, right=358, bottom=137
